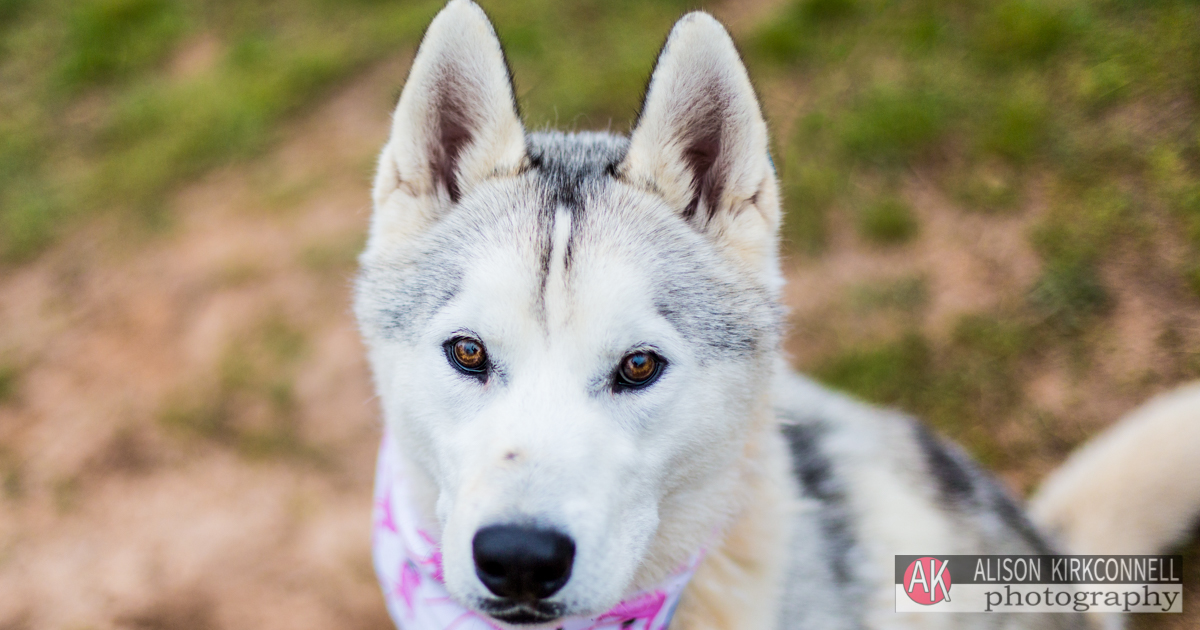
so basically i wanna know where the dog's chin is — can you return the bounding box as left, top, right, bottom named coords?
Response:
left=476, top=599, right=569, bottom=628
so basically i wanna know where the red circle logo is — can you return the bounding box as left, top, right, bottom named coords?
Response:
left=903, top=557, right=952, bottom=605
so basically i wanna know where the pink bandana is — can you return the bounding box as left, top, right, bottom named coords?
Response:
left=372, top=433, right=703, bottom=630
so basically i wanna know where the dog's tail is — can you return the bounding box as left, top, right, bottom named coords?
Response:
left=1028, top=381, right=1200, bottom=556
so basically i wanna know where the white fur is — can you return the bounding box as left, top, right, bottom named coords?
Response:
left=360, top=6, right=777, bottom=616
left=621, top=13, right=783, bottom=291
left=1030, top=382, right=1200, bottom=555
left=368, top=0, right=525, bottom=251
left=1027, top=383, right=1200, bottom=630
left=358, top=4, right=1200, bottom=629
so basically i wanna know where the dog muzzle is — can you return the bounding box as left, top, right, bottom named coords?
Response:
left=372, top=432, right=703, bottom=630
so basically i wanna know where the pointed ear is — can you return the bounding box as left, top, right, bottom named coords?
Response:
left=371, top=0, right=524, bottom=243
left=620, top=13, right=780, bottom=275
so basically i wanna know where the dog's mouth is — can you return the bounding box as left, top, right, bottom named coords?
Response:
left=477, top=599, right=567, bottom=626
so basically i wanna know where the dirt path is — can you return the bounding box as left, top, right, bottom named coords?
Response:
left=0, top=54, right=410, bottom=630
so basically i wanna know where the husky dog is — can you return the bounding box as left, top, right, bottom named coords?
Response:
left=355, top=2, right=1200, bottom=628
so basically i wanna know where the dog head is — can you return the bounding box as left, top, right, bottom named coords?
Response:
left=356, top=0, right=781, bottom=625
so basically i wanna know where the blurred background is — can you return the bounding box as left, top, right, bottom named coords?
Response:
left=0, top=0, right=1198, bottom=628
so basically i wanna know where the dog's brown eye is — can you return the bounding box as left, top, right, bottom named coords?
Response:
left=622, top=353, right=655, bottom=381
left=446, top=337, right=488, bottom=375
left=615, top=351, right=664, bottom=390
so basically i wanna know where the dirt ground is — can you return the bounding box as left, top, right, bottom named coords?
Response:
left=1, top=20, right=1197, bottom=630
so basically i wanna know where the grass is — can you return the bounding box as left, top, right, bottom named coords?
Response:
left=857, top=195, right=919, bottom=244
left=973, top=0, right=1071, bottom=67
left=978, top=86, right=1051, bottom=166
left=58, top=0, right=185, bottom=89
left=752, top=0, right=1200, bottom=272
left=4, top=0, right=1194, bottom=277
left=0, top=0, right=444, bottom=261
left=159, top=313, right=327, bottom=466
left=814, top=313, right=1036, bottom=466
left=838, top=85, right=953, bottom=166
left=815, top=331, right=933, bottom=413
left=1022, top=183, right=1137, bottom=333
left=0, top=362, right=18, bottom=404
left=749, top=0, right=1198, bottom=482
left=0, top=5, right=1194, bottom=627
left=746, top=0, right=862, bottom=64
left=1, top=0, right=1198, bottom=509
left=0, top=0, right=710, bottom=262
left=1027, top=257, right=1110, bottom=334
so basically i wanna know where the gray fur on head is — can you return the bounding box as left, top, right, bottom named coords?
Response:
left=355, top=0, right=783, bottom=619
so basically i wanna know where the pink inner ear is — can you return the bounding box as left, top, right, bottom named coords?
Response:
left=431, top=88, right=474, bottom=203
left=379, top=0, right=524, bottom=210
left=680, top=113, right=725, bottom=224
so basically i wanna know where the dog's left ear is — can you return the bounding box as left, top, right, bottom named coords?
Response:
left=621, top=13, right=780, bottom=277
left=369, top=0, right=525, bottom=247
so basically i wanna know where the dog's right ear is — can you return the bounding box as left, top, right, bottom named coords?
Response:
left=370, top=0, right=524, bottom=244
left=619, top=13, right=780, bottom=281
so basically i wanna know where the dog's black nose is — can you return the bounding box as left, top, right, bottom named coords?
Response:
left=472, top=525, right=575, bottom=601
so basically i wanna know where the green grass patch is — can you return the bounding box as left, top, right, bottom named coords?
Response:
left=748, top=13, right=813, bottom=65
left=1186, top=265, right=1200, bottom=300
left=746, top=0, right=861, bottom=64
left=780, top=159, right=842, bottom=253
left=3, top=0, right=1197, bottom=272
left=813, top=313, right=1034, bottom=462
left=978, top=87, right=1051, bottom=165
left=0, top=0, right=442, bottom=261
left=0, top=361, right=18, bottom=404
left=0, top=0, right=718, bottom=262
left=943, top=314, right=1031, bottom=417
left=1025, top=185, right=1132, bottom=335
left=93, top=30, right=386, bottom=215
left=815, top=331, right=932, bottom=412
left=1028, top=257, right=1110, bottom=333
left=0, top=0, right=30, bottom=25
left=973, top=0, right=1071, bottom=67
left=814, top=315, right=1032, bottom=424
left=838, top=85, right=953, bottom=166
left=58, top=0, right=185, bottom=89
left=493, top=0, right=691, bottom=128
left=159, top=313, right=327, bottom=466
left=857, top=195, right=919, bottom=245
left=1076, top=59, right=1132, bottom=111
left=0, top=183, right=63, bottom=263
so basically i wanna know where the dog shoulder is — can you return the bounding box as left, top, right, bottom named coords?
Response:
left=772, top=371, right=1069, bottom=628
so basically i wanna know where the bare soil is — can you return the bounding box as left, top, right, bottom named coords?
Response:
left=0, top=56, right=407, bottom=630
